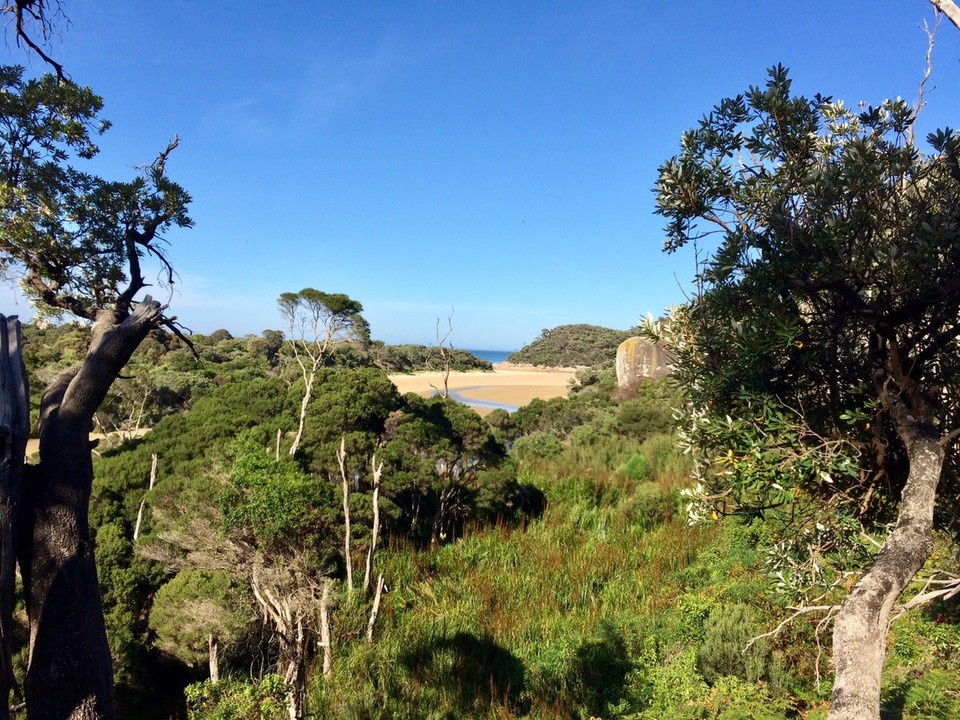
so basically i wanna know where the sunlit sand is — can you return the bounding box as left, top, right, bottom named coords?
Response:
left=388, top=363, right=578, bottom=415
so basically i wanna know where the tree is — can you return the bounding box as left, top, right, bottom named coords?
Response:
left=652, top=66, right=960, bottom=720
left=381, top=396, right=518, bottom=545
left=148, top=570, right=250, bottom=681
left=0, top=66, right=192, bottom=719
left=145, top=432, right=339, bottom=720
left=278, top=289, right=367, bottom=458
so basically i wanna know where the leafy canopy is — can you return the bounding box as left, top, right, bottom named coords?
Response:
left=651, top=65, right=960, bottom=531
left=0, top=65, right=192, bottom=320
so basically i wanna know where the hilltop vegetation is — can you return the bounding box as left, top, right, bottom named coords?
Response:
left=508, top=324, right=639, bottom=368
left=76, top=352, right=960, bottom=719
left=11, top=316, right=960, bottom=720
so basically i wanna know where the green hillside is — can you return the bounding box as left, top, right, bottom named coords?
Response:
left=51, top=348, right=956, bottom=719
left=507, top=324, right=639, bottom=368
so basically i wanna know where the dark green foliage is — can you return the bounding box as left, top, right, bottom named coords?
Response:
left=185, top=675, right=288, bottom=720
left=508, top=324, right=639, bottom=368
left=221, top=433, right=336, bottom=553
left=511, top=432, right=565, bottom=460
left=367, top=341, right=493, bottom=372
left=295, top=367, right=403, bottom=478
left=696, top=604, right=783, bottom=689
left=381, top=395, right=520, bottom=544
left=149, top=570, right=250, bottom=669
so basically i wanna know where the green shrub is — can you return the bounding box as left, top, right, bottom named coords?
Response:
left=617, top=452, right=651, bottom=482
left=185, top=675, right=288, bottom=720
left=620, top=482, right=673, bottom=529
left=899, top=669, right=960, bottom=719
left=696, top=603, right=783, bottom=690
left=512, top=432, right=565, bottom=460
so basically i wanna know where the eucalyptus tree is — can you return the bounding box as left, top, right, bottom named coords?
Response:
left=278, top=289, right=368, bottom=458
left=651, top=66, right=960, bottom=720
left=0, top=66, right=191, bottom=719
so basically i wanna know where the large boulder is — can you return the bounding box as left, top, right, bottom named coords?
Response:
left=615, top=336, right=672, bottom=387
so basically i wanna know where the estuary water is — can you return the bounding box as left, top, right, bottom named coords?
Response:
left=467, top=349, right=513, bottom=364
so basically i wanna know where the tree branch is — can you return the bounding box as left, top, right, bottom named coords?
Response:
left=931, top=0, right=960, bottom=31
left=6, top=1, right=68, bottom=83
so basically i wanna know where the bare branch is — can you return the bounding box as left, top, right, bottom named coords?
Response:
left=931, top=0, right=960, bottom=31
left=908, top=12, right=941, bottom=145
left=5, top=0, right=68, bottom=83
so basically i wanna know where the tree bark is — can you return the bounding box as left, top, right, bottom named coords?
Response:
left=288, top=367, right=316, bottom=458
left=18, top=300, right=163, bottom=720
left=932, top=0, right=960, bottom=31
left=827, top=430, right=943, bottom=720
left=336, top=438, right=352, bottom=597
left=0, top=317, right=29, bottom=720
left=208, top=634, right=219, bottom=685
left=319, top=581, right=332, bottom=677
left=362, top=456, right=382, bottom=595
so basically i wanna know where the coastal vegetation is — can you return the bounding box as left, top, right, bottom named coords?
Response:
left=72, top=350, right=960, bottom=719
left=2, top=3, right=960, bottom=720
left=506, top=324, right=639, bottom=368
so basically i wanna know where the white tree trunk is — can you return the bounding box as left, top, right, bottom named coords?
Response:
left=320, top=581, right=333, bottom=676
left=363, top=456, right=382, bottom=594
left=932, top=0, right=960, bottom=31
left=208, top=634, right=219, bottom=684
left=337, top=438, right=353, bottom=597
left=288, top=367, right=316, bottom=458
left=132, top=453, right=157, bottom=542
left=366, top=574, right=385, bottom=644
left=827, top=434, right=943, bottom=720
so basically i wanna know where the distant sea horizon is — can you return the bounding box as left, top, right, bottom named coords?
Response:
left=466, top=349, right=514, bottom=364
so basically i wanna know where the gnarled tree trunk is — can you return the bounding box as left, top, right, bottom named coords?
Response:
left=18, top=300, right=163, bottom=720
left=828, top=428, right=943, bottom=720
left=0, top=317, right=29, bottom=720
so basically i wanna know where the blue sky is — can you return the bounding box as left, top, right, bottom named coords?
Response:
left=3, top=1, right=960, bottom=350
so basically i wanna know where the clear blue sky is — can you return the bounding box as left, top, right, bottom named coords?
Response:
left=2, top=1, right=959, bottom=350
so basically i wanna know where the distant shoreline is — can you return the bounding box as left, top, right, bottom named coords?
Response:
left=388, top=364, right=578, bottom=415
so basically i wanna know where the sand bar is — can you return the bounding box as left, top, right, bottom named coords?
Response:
left=388, top=364, right=578, bottom=415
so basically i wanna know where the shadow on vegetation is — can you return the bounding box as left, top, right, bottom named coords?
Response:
left=513, top=482, right=547, bottom=522
left=400, top=631, right=528, bottom=716
left=568, top=620, right=632, bottom=717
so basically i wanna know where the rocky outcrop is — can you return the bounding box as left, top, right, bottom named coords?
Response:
left=616, top=336, right=672, bottom=387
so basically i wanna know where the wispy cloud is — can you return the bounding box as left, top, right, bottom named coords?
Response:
left=204, top=34, right=441, bottom=143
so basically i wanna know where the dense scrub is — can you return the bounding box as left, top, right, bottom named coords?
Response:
left=507, top=324, right=639, bottom=368
left=16, top=322, right=960, bottom=718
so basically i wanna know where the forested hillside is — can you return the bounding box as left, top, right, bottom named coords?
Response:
left=507, top=324, right=639, bottom=368
left=68, top=348, right=960, bottom=718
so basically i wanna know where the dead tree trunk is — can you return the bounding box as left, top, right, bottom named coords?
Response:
left=0, top=317, right=29, bottom=720
left=336, top=439, right=352, bottom=598
left=18, top=299, right=164, bottom=720
left=288, top=367, right=317, bottom=459
left=319, top=581, right=332, bottom=677
left=250, top=566, right=310, bottom=720
left=132, top=453, right=158, bottom=542
left=208, top=634, right=219, bottom=685
left=366, top=574, right=385, bottom=644
left=362, top=456, right=382, bottom=595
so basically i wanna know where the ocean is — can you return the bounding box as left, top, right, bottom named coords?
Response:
left=468, top=349, right=513, bottom=364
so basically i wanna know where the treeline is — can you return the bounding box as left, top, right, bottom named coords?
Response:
left=20, top=323, right=491, bottom=441
left=507, top=323, right=640, bottom=368
left=64, top=324, right=688, bottom=718
left=18, top=319, right=960, bottom=719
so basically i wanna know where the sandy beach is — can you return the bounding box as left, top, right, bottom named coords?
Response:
left=389, top=364, right=578, bottom=415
